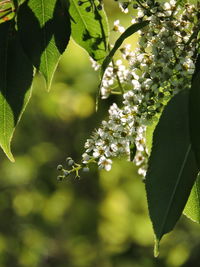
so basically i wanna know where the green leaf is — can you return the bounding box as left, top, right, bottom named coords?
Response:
left=0, top=21, right=33, bottom=161
left=189, top=57, right=200, bottom=168
left=17, top=0, right=71, bottom=91
left=184, top=174, right=200, bottom=223
left=146, top=90, right=198, bottom=246
left=101, top=20, right=149, bottom=78
left=184, top=59, right=200, bottom=224
left=69, top=0, right=109, bottom=63
left=145, top=117, right=160, bottom=156
left=0, top=1, right=15, bottom=24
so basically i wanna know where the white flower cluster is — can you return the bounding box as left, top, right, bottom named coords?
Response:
left=82, top=0, right=200, bottom=175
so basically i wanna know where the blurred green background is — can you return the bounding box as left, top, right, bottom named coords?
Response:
left=0, top=1, right=200, bottom=266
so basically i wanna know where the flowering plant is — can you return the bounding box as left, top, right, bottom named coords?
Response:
left=0, top=0, right=200, bottom=255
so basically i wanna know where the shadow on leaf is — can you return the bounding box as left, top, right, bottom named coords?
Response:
left=0, top=20, right=33, bottom=159
left=17, top=0, right=71, bottom=88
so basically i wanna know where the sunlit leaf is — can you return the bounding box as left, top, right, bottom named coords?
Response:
left=0, top=0, right=15, bottom=24
left=145, top=117, right=160, bottom=156
left=0, top=21, right=33, bottom=161
left=184, top=174, right=200, bottom=223
left=17, top=0, right=71, bottom=91
left=146, top=90, right=198, bottom=251
left=69, top=0, right=109, bottom=63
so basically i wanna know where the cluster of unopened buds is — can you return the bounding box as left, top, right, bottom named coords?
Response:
left=57, top=157, right=91, bottom=181
left=58, top=0, right=200, bottom=180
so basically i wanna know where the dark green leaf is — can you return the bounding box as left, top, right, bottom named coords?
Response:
left=146, top=90, right=198, bottom=248
left=189, top=55, right=200, bottom=168
left=185, top=60, right=200, bottom=223
left=101, top=21, right=149, bottom=78
left=0, top=21, right=33, bottom=161
left=184, top=174, right=200, bottom=223
left=17, top=0, right=71, bottom=91
left=69, top=0, right=109, bottom=63
left=12, top=0, right=27, bottom=10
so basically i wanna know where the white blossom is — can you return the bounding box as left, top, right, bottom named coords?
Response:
left=113, top=20, right=125, bottom=33
left=98, top=157, right=112, bottom=171
left=82, top=1, right=199, bottom=176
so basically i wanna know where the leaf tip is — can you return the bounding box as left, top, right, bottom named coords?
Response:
left=0, top=141, right=15, bottom=162
left=41, top=71, right=53, bottom=92
left=9, top=156, right=15, bottom=163
left=4, top=148, right=15, bottom=162
left=154, top=238, right=160, bottom=258
left=46, top=80, right=52, bottom=92
left=45, top=80, right=52, bottom=92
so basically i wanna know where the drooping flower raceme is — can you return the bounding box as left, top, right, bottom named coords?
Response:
left=58, top=1, right=200, bottom=180
left=80, top=1, right=200, bottom=176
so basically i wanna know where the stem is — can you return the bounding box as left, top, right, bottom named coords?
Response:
left=186, top=26, right=200, bottom=46
left=111, top=58, right=124, bottom=94
left=111, top=91, right=122, bottom=95
left=115, top=71, right=124, bottom=94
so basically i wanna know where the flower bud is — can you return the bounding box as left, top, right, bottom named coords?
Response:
left=57, top=165, right=63, bottom=171
left=57, top=175, right=63, bottom=181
